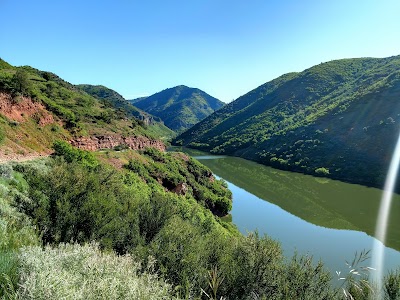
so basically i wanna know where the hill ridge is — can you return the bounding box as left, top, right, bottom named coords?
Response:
left=174, top=55, right=400, bottom=188
left=0, top=60, right=169, bottom=158
left=130, top=85, right=225, bottom=132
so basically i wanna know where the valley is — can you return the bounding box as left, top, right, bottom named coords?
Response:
left=1, top=55, right=400, bottom=299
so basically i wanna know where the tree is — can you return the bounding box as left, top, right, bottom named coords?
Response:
left=12, top=69, right=31, bottom=95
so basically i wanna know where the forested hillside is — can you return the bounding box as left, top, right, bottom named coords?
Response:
left=77, top=84, right=175, bottom=139
left=130, top=85, right=224, bottom=132
left=175, top=55, right=400, bottom=188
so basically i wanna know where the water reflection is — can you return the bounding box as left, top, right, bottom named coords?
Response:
left=172, top=147, right=400, bottom=276
left=188, top=151, right=400, bottom=251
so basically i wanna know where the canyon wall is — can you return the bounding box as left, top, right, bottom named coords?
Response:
left=71, top=135, right=166, bottom=152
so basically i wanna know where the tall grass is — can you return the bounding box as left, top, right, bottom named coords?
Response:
left=0, top=163, right=39, bottom=298
left=15, top=243, right=178, bottom=300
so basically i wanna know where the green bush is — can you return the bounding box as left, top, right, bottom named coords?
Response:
left=12, top=69, right=31, bottom=96
left=315, top=167, right=330, bottom=176
left=52, top=140, right=98, bottom=167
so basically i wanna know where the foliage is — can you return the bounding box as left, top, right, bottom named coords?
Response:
left=77, top=84, right=175, bottom=139
left=17, top=149, right=341, bottom=299
left=175, top=55, right=400, bottom=188
left=52, top=140, right=98, bottom=167
left=315, top=167, right=330, bottom=176
left=3, top=151, right=400, bottom=298
left=384, top=269, right=400, bottom=300
left=132, top=85, right=225, bottom=132
left=335, top=250, right=375, bottom=299
left=0, top=163, right=40, bottom=297
left=0, top=61, right=173, bottom=148
left=15, top=243, right=178, bottom=300
left=126, top=148, right=232, bottom=216
left=12, top=69, right=31, bottom=96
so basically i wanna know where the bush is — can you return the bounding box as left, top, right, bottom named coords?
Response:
left=315, top=167, right=330, bottom=176
left=12, top=69, right=31, bottom=96
left=16, top=243, right=178, bottom=300
left=52, top=140, right=98, bottom=167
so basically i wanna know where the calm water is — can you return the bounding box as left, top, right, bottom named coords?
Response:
left=174, top=148, right=400, bottom=277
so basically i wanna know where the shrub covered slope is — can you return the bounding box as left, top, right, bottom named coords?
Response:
left=0, top=145, right=346, bottom=299
left=175, top=55, right=400, bottom=188
left=0, top=59, right=170, bottom=157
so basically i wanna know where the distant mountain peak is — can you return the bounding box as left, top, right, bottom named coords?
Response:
left=129, top=85, right=224, bottom=133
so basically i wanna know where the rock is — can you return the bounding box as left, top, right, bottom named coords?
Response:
left=0, top=92, right=54, bottom=126
left=172, top=182, right=188, bottom=195
left=70, top=135, right=166, bottom=152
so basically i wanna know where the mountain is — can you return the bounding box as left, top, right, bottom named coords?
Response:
left=174, top=55, right=400, bottom=188
left=129, top=85, right=225, bottom=132
left=77, top=84, right=175, bottom=139
left=0, top=59, right=169, bottom=158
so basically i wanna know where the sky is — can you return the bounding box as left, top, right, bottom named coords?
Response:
left=1, top=0, right=400, bottom=103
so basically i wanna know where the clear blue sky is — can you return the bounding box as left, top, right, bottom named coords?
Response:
left=1, top=0, right=399, bottom=102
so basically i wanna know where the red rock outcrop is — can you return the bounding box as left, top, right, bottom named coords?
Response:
left=0, top=92, right=54, bottom=126
left=71, top=135, right=166, bottom=152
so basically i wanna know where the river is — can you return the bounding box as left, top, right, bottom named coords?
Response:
left=174, top=147, right=400, bottom=278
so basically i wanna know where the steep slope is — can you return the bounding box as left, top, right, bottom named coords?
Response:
left=0, top=59, right=167, bottom=159
left=174, top=55, right=400, bottom=188
left=130, top=85, right=224, bottom=132
left=77, top=84, right=175, bottom=139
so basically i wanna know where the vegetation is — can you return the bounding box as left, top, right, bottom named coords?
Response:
left=14, top=243, right=178, bottom=300
left=0, top=142, right=398, bottom=298
left=174, top=55, right=400, bottom=188
left=2, top=55, right=400, bottom=298
left=0, top=162, right=40, bottom=297
left=130, top=85, right=225, bottom=133
left=77, top=84, right=175, bottom=139
left=0, top=59, right=172, bottom=156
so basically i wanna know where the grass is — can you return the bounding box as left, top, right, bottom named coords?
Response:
left=15, top=243, right=178, bottom=300
left=0, top=250, right=19, bottom=298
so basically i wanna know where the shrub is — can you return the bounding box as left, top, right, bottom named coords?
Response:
left=12, top=69, right=31, bottom=96
left=52, top=140, right=98, bottom=167
left=315, top=167, right=330, bottom=176
left=16, top=243, right=178, bottom=300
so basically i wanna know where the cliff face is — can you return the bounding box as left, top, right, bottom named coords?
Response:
left=0, top=92, right=55, bottom=125
left=71, top=135, right=166, bottom=152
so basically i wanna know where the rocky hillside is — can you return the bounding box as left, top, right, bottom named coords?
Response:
left=130, top=85, right=224, bottom=132
left=0, top=59, right=167, bottom=159
left=174, top=55, right=400, bottom=188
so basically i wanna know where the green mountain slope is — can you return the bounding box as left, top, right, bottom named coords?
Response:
left=130, top=85, right=225, bottom=132
left=0, top=59, right=169, bottom=156
left=77, top=84, right=175, bottom=139
left=174, top=55, right=400, bottom=188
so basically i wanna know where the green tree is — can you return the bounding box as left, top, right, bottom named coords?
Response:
left=12, top=69, right=31, bottom=95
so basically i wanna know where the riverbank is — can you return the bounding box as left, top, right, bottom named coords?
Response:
left=173, top=147, right=400, bottom=279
